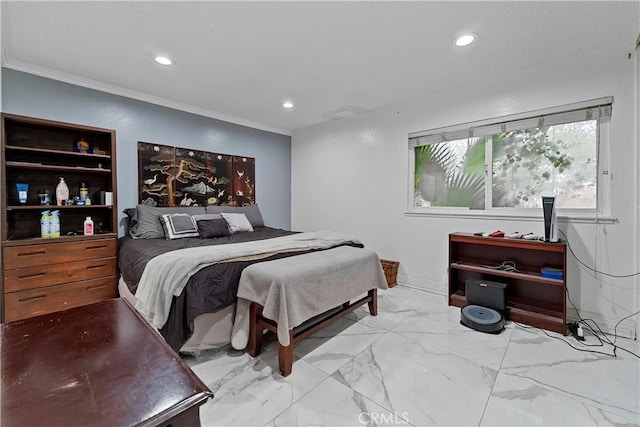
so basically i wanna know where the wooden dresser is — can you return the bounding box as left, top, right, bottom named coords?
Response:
left=1, top=114, right=118, bottom=322
left=2, top=236, right=117, bottom=322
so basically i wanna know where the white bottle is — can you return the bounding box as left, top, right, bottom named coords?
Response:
left=56, top=177, right=69, bottom=206
left=84, top=216, right=94, bottom=236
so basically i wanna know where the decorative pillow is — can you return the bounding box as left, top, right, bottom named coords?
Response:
left=205, top=204, right=265, bottom=227
left=192, top=213, right=230, bottom=239
left=129, top=205, right=205, bottom=239
left=159, top=213, right=199, bottom=240
left=220, top=213, right=254, bottom=233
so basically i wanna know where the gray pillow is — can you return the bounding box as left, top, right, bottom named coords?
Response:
left=205, top=204, right=264, bottom=227
left=129, top=204, right=206, bottom=239
left=220, top=213, right=253, bottom=233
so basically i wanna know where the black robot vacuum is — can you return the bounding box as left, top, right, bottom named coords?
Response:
left=460, top=279, right=507, bottom=334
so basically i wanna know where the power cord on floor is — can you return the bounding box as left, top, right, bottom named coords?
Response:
left=513, top=321, right=620, bottom=357
left=565, top=287, right=640, bottom=359
left=558, top=231, right=640, bottom=359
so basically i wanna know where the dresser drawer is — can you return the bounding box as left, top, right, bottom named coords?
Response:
left=3, top=276, right=117, bottom=322
left=2, top=239, right=116, bottom=270
left=4, top=257, right=116, bottom=293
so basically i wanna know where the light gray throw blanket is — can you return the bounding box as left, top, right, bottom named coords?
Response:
left=135, top=231, right=362, bottom=329
left=231, top=245, right=388, bottom=348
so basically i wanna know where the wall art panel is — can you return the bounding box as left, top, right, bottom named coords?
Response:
left=138, top=142, right=175, bottom=207
left=138, top=141, right=254, bottom=207
left=232, top=156, right=256, bottom=206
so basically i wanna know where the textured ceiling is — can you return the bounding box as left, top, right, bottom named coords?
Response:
left=2, top=1, right=639, bottom=135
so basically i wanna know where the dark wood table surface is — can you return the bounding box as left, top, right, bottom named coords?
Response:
left=1, top=298, right=213, bottom=427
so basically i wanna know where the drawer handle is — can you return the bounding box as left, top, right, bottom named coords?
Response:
left=17, top=250, right=46, bottom=257
left=18, top=294, right=47, bottom=302
left=86, top=264, right=107, bottom=270
left=86, top=245, right=108, bottom=250
left=17, top=272, right=47, bottom=279
left=87, top=284, right=107, bottom=291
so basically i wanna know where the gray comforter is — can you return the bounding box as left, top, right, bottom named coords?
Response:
left=119, top=226, right=297, bottom=294
left=119, top=227, right=312, bottom=350
left=135, top=231, right=363, bottom=329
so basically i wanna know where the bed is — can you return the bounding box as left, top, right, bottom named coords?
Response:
left=118, top=204, right=388, bottom=354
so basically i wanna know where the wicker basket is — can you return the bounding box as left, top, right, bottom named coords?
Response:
left=380, top=259, right=399, bottom=288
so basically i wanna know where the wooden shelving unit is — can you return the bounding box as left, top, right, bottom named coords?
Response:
left=448, top=233, right=567, bottom=334
left=1, top=113, right=118, bottom=321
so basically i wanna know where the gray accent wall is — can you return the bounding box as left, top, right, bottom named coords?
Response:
left=1, top=69, right=291, bottom=234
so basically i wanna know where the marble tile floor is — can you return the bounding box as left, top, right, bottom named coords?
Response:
left=185, top=286, right=640, bottom=427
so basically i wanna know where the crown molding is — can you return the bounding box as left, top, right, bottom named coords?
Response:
left=1, top=59, right=291, bottom=136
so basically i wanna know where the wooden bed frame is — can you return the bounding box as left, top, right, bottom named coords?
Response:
left=247, top=289, right=378, bottom=377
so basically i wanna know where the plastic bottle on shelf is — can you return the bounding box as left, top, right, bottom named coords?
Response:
left=83, top=216, right=94, bottom=236
left=50, top=210, right=60, bottom=237
left=79, top=181, right=88, bottom=201
left=40, top=210, right=50, bottom=238
left=56, top=177, right=69, bottom=206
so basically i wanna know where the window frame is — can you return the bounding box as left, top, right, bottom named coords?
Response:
left=406, top=97, right=614, bottom=222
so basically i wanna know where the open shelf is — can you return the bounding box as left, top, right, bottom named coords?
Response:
left=450, top=262, right=564, bottom=286
left=5, top=144, right=111, bottom=159
left=6, top=161, right=111, bottom=173
left=6, top=205, right=114, bottom=211
left=448, top=233, right=567, bottom=335
left=450, top=290, right=565, bottom=333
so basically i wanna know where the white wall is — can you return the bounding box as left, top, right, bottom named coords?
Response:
left=292, top=51, right=638, bottom=337
left=636, top=40, right=640, bottom=337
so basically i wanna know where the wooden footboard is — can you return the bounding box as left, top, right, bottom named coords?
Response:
left=247, top=289, right=378, bottom=377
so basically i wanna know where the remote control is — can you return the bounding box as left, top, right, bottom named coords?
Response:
left=523, top=234, right=540, bottom=240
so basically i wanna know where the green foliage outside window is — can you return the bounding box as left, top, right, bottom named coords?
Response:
left=414, top=120, right=597, bottom=209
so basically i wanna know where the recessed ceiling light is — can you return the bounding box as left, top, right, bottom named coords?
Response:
left=454, top=33, right=477, bottom=47
left=155, top=56, right=173, bottom=66
left=282, top=102, right=294, bottom=109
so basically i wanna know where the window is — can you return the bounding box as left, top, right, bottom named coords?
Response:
left=408, top=97, right=612, bottom=217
